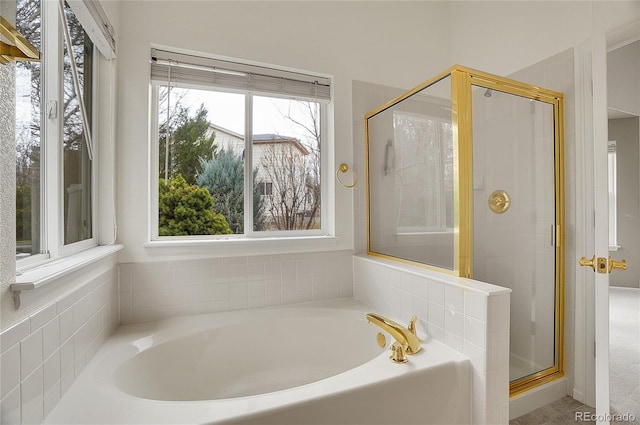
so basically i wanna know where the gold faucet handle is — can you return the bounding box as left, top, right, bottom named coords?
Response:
left=408, top=315, right=418, bottom=336
left=389, top=342, right=408, bottom=364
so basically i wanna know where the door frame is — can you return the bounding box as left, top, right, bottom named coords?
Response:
left=574, top=15, right=640, bottom=421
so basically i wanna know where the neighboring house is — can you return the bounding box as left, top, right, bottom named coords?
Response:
left=207, top=124, right=318, bottom=229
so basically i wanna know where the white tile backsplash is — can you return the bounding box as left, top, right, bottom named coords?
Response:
left=119, top=250, right=354, bottom=324
left=0, top=267, right=118, bottom=425
left=20, top=329, right=42, bottom=380
left=0, top=345, right=20, bottom=399
left=21, top=366, right=43, bottom=425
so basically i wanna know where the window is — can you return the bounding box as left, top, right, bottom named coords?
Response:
left=150, top=49, right=330, bottom=239
left=12, top=0, right=113, bottom=266
left=393, top=111, right=454, bottom=233
left=257, top=182, right=273, bottom=197
left=608, top=140, right=618, bottom=249
left=15, top=0, right=42, bottom=260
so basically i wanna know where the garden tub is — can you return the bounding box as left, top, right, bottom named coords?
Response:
left=45, top=299, right=471, bottom=424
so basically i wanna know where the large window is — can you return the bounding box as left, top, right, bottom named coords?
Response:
left=12, top=0, right=109, bottom=264
left=151, top=50, right=330, bottom=239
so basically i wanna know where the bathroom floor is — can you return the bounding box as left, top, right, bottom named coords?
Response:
left=510, top=287, right=640, bottom=425
left=509, top=396, right=595, bottom=425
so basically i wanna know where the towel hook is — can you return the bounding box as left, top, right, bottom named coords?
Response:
left=336, top=163, right=357, bottom=188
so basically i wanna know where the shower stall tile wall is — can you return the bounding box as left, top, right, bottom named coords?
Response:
left=118, top=250, right=354, bottom=324
left=0, top=267, right=118, bottom=425
left=353, top=255, right=510, bottom=425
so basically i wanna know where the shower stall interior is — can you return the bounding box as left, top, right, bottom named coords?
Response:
left=364, top=65, right=565, bottom=396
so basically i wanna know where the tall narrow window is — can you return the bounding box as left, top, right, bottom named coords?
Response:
left=15, top=0, right=42, bottom=259
left=12, top=0, right=111, bottom=267
left=62, top=1, right=93, bottom=245
left=608, top=140, right=618, bottom=249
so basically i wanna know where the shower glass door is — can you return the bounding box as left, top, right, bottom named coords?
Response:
left=470, top=84, right=562, bottom=389
left=365, top=66, right=565, bottom=395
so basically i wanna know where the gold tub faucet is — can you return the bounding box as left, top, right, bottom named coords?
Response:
left=366, top=313, right=421, bottom=363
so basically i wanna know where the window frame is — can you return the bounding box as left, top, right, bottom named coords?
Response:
left=15, top=0, right=100, bottom=271
left=149, top=76, right=330, bottom=242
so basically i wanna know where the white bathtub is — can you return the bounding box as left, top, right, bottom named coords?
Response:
left=45, top=299, right=471, bottom=425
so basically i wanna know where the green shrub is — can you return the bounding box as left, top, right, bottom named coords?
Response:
left=158, top=175, right=232, bottom=236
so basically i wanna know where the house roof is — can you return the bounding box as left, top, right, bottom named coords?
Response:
left=209, top=125, right=310, bottom=156
left=253, top=134, right=310, bottom=156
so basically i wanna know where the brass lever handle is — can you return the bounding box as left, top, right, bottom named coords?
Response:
left=608, top=256, right=627, bottom=273
left=579, top=255, right=596, bottom=272
left=408, top=315, right=418, bottom=336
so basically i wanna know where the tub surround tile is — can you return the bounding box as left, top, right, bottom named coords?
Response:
left=42, top=318, right=59, bottom=360
left=353, top=254, right=510, bottom=425
left=0, top=267, right=118, bottom=425
left=1, top=344, right=20, bottom=399
left=1, top=386, right=21, bottom=424
left=1, top=319, right=30, bottom=354
left=29, top=304, right=57, bottom=333
left=119, top=250, right=354, bottom=324
left=20, top=328, right=43, bottom=380
left=21, top=365, right=43, bottom=425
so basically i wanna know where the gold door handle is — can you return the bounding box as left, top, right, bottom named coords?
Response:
left=608, top=256, right=627, bottom=273
left=579, top=255, right=596, bottom=272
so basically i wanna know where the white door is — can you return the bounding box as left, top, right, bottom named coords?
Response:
left=591, top=21, right=612, bottom=423
left=587, top=11, right=635, bottom=424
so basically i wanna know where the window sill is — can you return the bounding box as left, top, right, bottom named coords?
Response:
left=11, top=245, right=123, bottom=308
left=143, top=236, right=340, bottom=257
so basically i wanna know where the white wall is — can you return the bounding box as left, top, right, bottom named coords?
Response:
left=115, top=0, right=453, bottom=263
left=449, top=1, right=639, bottom=76
left=608, top=41, right=640, bottom=116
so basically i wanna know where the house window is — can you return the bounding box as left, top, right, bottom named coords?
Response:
left=150, top=49, right=330, bottom=239
left=13, top=0, right=108, bottom=265
left=393, top=111, right=454, bottom=233
left=257, top=182, right=273, bottom=196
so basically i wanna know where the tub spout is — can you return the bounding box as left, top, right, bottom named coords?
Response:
left=366, top=313, right=421, bottom=356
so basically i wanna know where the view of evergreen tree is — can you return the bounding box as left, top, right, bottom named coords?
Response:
left=159, top=104, right=216, bottom=185
left=158, top=175, right=232, bottom=236
left=197, top=149, right=265, bottom=233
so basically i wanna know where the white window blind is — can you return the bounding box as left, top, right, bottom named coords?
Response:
left=150, top=49, right=331, bottom=101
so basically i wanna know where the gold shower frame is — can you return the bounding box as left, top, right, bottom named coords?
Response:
left=364, top=65, right=565, bottom=396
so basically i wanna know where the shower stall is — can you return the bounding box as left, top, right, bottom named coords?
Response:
left=364, top=65, right=564, bottom=396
